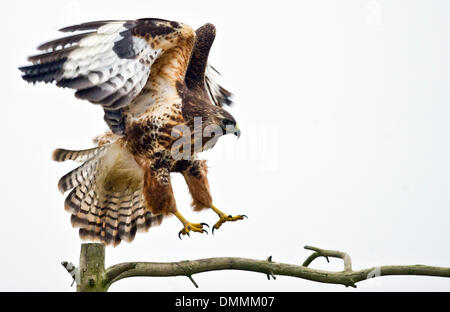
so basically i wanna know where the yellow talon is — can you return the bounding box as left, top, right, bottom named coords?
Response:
left=173, top=211, right=209, bottom=239
left=211, top=205, right=247, bottom=234
left=179, top=222, right=208, bottom=239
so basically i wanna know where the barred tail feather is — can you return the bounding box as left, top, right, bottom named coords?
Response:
left=58, top=158, right=98, bottom=193
left=53, top=145, right=108, bottom=162
left=59, top=142, right=163, bottom=246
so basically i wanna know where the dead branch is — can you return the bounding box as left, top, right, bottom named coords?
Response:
left=65, top=243, right=450, bottom=291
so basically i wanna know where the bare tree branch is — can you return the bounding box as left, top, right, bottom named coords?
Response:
left=302, top=245, right=352, bottom=272
left=65, top=243, right=450, bottom=291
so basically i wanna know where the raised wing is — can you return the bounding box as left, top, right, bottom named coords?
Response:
left=184, top=23, right=233, bottom=107
left=19, top=19, right=193, bottom=134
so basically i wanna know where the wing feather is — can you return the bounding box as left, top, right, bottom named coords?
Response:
left=19, top=19, right=192, bottom=134
left=205, top=64, right=233, bottom=107
left=184, top=23, right=233, bottom=107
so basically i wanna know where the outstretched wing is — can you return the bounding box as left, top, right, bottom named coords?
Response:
left=19, top=19, right=193, bottom=134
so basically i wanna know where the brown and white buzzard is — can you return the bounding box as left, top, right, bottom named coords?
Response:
left=19, top=18, right=244, bottom=246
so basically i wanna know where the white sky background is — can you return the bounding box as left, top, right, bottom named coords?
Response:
left=0, top=0, right=449, bottom=291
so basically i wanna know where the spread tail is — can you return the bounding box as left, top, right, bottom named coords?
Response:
left=55, top=142, right=163, bottom=246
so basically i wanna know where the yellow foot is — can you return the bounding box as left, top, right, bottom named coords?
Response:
left=178, top=222, right=209, bottom=239
left=211, top=205, right=247, bottom=234
left=173, top=210, right=209, bottom=239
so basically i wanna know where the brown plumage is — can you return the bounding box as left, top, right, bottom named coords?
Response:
left=19, top=19, right=242, bottom=246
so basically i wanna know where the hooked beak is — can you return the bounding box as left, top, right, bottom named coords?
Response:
left=224, top=124, right=241, bottom=139
left=233, top=125, right=241, bottom=138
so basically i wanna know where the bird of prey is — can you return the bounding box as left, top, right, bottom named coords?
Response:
left=19, top=18, right=245, bottom=246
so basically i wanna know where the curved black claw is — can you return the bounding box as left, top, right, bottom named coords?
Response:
left=178, top=231, right=190, bottom=239
left=178, top=230, right=191, bottom=240
left=242, top=215, right=248, bottom=219
left=201, top=223, right=210, bottom=228
left=212, top=226, right=216, bottom=235
left=202, top=229, right=208, bottom=235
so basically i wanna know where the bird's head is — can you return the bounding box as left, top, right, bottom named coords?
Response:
left=209, top=106, right=240, bottom=139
